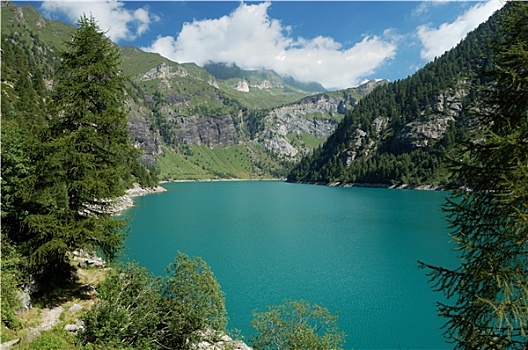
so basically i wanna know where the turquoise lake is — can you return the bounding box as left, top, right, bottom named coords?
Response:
left=122, top=181, right=456, bottom=349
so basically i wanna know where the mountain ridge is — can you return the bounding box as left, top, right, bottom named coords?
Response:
left=1, top=2, right=380, bottom=180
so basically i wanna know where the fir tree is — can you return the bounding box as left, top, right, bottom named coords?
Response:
left=8, top=15, right=137, bottom=289
left=420, top=3, right=528, bottom=348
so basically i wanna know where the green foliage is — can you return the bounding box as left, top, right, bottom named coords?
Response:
left=163, top=253, right=228, bottom=335
left=80, top=253, right=227, bottom=350
left=203, top=62, right=320, bottom=109
left=156, top=144, right=287, bottom=180
left=27, top=329, right=74, bottom=350
left=1, top=15, right=139, bottom=293
left=250, top=300, right=346, bottom=350
left=26, top=15, right=135, bottom=282
left=421, top=3, right=528, bottom=349
left=0, top=235, right=24, bottom=330
left=80, top=262, right=162, bottom=348
left=130, top=159, right=160, bottom=187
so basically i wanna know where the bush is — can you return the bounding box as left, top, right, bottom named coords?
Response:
left=251, top=299, right=346, bottom=350
left=79, top=252, right=227, bottom=349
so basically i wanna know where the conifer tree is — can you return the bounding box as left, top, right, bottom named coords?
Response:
left=10, top=15, right=137, bottom=288
left=421, top=3, right=528, bottom=348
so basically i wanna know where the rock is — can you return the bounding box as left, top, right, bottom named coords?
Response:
left=125, top=183, right=166, bottom=198
left=70, top=271, right=81, bottom=281
left=73, top=249, right=105, bottom=268
left=262, top=136, right=298, bottom=158
left=192, top=330, right=252, bottom=350
left=233, top=79, right=249, bottom=92
left=39, top=306, right=64, bottom=331
left=395, top=114, right=455, bottom=150
left=0, top=338, right=20, bottom=349
left=64, top=324, right=79, bottom=332
left=172, top=115, right=239, bottom=148
left=21, top=328, right=40, bottom=343
left=68, top=303, right=83, bottom=313
left=251, top=80, right=281, bottom=89
left=15, top=291, right=31, bottom=313
left=64, top=321, right=84, bottom=333
left=78, top=284, right=97, bottom=297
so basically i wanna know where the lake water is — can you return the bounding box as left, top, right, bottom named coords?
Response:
left=122, top=181, right=456, bottom=349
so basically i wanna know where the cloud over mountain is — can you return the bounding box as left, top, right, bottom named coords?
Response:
left=142, top=2, right=397, bottom=89
left=41, top=0, right=158, bottom=42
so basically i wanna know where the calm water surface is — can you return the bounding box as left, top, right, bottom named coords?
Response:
left=122, top=181, right=456, bottom=349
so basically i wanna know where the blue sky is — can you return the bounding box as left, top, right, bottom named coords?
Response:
left=30, top=1, right=504, bottom=89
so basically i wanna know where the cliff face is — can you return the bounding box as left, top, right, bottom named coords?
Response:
left=125, top=52, right=385, bottom=170
left=126, top=98, right=164, bottom=166
left=257, top=95, right=342, bottom=157
left=172, top=115, right=239, bottom=147
left=393, top=88, right=465, bottom=152
left=254, top=82, right=387, bottom=158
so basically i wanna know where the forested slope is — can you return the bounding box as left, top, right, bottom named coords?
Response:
left=288, top=10, right=500, bottom=186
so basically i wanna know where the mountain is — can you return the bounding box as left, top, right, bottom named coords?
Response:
left=204, top=62, right=326, bottom=94
left=287, top=8, right=501, bottom=187
left=1, top=2, right=379, bottom=180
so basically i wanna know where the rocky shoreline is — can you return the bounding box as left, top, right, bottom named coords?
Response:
left=108, top=183, right=167, bottom=215
left=294, top=181, right=445, bottom=191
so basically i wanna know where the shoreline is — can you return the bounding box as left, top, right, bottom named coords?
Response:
left=161, top=178, right=285, bottom=183
left=291, top=180, right=445, bottom=191
left=111, top=183, right=167, bottom=215
left=160, top=178, right=445, bottom=191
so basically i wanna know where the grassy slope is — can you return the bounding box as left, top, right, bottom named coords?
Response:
left=157, top=144, right=285, bottom=180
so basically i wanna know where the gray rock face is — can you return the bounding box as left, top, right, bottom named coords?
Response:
left=193, top=330, right=252, bottom=350
left=39, top=305, right=64, bottom=331
left=395, top=89, right=464, bottom=150
left=122, top=64, right=387, bottom=167
left=140, top=62, right=189, bottom=89
left=0, top=338, right=20, bottom=349
left=125, top=98, right=163, bottom=167
left=172, top=115, right=239, bottom=147
left=64, top=320, right=85, bottom=333
left=20, top=329, right=40, bottom=343
left=396, top=114, right=456, bottom=149
left=255, top=95, right=341, bottom=158
left=68, top=304, right=83, bottom=313
left=72, top=250, right=105, bottom=268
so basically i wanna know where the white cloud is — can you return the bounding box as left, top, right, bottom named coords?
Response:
left=417, top=0, right=504, bottom=61
left=41, top=0, right=158, bottom=42
left=142, top=2, right=397, bottom=89
left=413, top=0, right=451, bottom=18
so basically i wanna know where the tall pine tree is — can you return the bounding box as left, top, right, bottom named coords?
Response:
left=10, top=15, right=137, bottom=289
left=420, top=2, right=528, bottom=349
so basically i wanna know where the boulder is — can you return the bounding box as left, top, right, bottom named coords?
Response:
left=15, top=291, right=31, bottom=313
